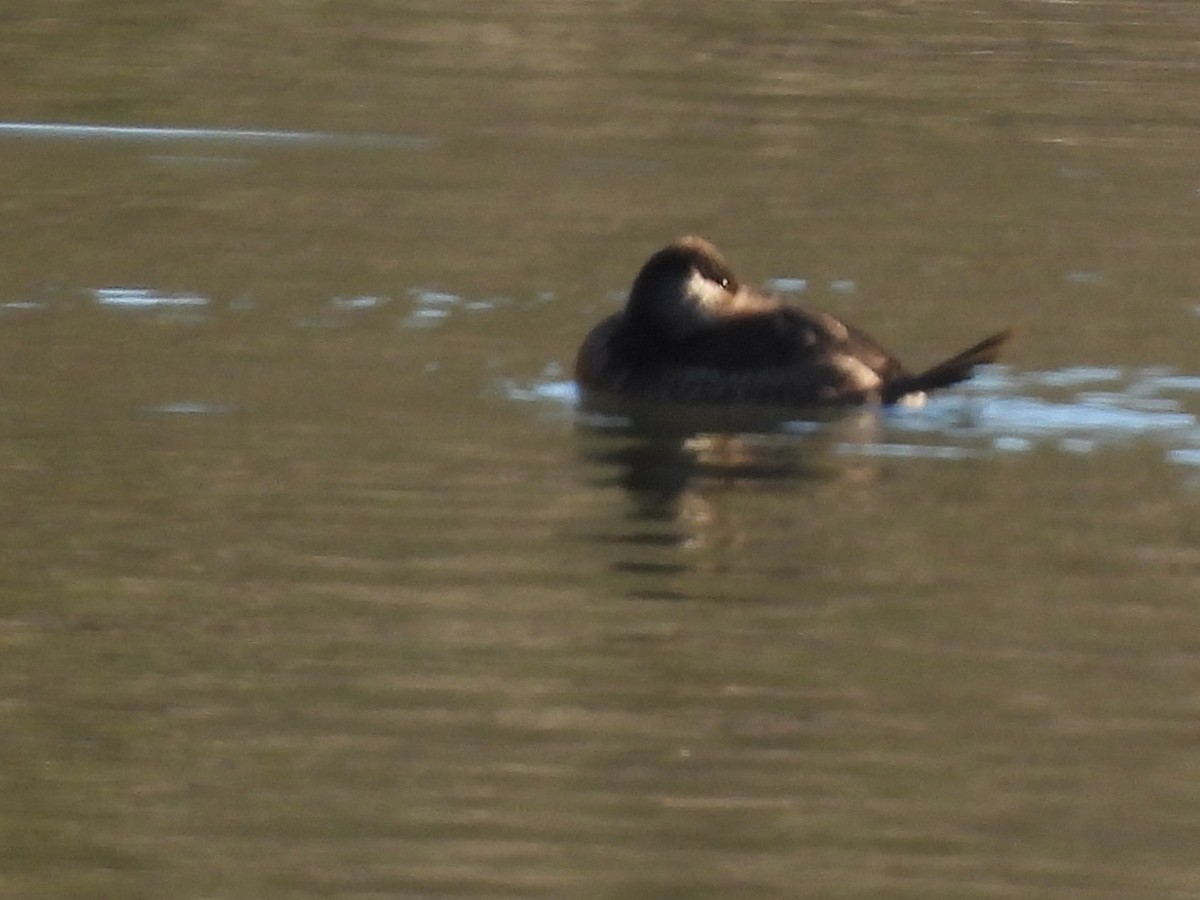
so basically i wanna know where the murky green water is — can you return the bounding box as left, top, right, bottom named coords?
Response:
left=2, top=3, right=1200, bottom=898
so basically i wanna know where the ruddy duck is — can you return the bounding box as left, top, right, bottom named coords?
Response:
left=576, top=236, right=1012, bottom=407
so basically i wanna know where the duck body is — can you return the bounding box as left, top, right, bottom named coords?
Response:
left=576, top=236, right=1011, bottom=408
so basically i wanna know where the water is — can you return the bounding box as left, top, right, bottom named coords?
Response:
left=3, top=2, right=1200, bottom=897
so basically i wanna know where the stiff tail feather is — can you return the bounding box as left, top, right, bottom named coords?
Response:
left=883, top=328, right=1014, bottom=403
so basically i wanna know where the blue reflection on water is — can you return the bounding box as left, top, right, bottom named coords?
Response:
left=905, top=394, right=1195, bottom=438
left=404, top=288, right=506, bottom=329
left=0, top=121, right=430, bottom=149
left=145, top=402, right=233, bottom=415
left=504, top=379, right=579, bottom=405
left=95, top=288, right=209, bottom=309
left=887, top=368, right=1200, bottom=466
left=507, top=365, right=1200, bottom=471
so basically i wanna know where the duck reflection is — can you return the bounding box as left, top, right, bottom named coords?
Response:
left=577, top=403, right=885, bottom=600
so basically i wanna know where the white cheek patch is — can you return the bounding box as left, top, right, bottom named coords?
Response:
left=685, top=270, right=729, bottom=316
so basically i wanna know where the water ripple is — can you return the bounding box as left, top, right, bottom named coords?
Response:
left=404, top=288, right=505, bottom=328
left=0, top=121, right=432, bottom=149
left=509, top=364, right=1200, bottom=472
left=94, top=287, right=209, bottom=309
left=921, top=394, right=1196, bottom=438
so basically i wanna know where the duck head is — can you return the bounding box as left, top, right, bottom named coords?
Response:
left=625, top=236, right=779, bottom=340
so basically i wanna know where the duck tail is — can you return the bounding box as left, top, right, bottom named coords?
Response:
left=884, top=328, right=1014, bottom=403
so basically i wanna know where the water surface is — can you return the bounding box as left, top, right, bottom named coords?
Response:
left=2, top=2, right=1200, bottom=898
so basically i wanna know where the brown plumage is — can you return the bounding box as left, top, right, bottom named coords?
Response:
left=576, top=236, right=1012, bottom=407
